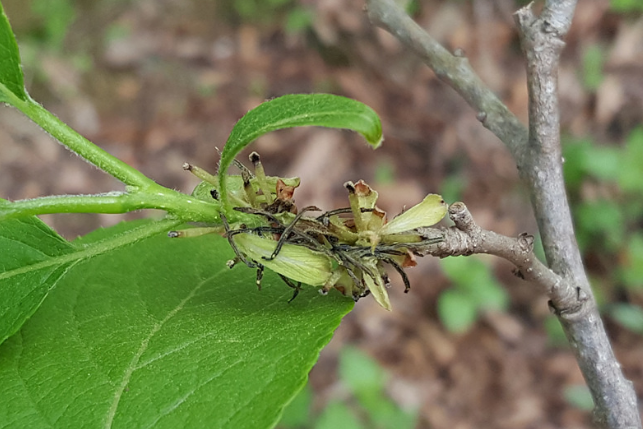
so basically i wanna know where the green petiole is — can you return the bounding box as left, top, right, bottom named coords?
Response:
left=0, top=87, right=229, bottom=223
left=0, top=188, right=222, bottom=223
left=4, top=89, right=153, bottom=189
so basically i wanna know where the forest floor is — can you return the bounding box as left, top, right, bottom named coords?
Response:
left=1, top=0, right=643, bottom=427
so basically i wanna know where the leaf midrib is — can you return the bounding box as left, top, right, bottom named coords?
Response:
left=0, top=219, right=183, bottom=281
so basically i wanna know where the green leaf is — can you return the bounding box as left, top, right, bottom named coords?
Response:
left=0, top=216, right=74, bottom=344
left=338, top=346, right=416, bottom=429
left=439, top=256, right=508, bottom=311
left=31, top=0, right=76, bottom=52
left=562, top=137, right=621, bottom=190
left=562, top=137, right=593, bottom=190
left=285, top=8, right=313, bottom=35
left=472, top=280, right=509, bottom=312
left=0, top=224, right=353, bottom=428
left=610, top=0, right=643, bottom=13
left=0, top=216, right=181, bottom=346
left=0, top=2, right=28, bottom=103
left=620, top=233, right=643, bottom=288
left=618, top=127, right=643, bottom=194
left=437, top=288, right=478, bottom=334
left=564, top=385, right=594, bottom=411
left=440, top=255, right=488, bottom=286
left=314, top=401, right=364, bottom=429
left=575, top=200, right=624, bottom=252
left=544, top=315, right=568, bottom=348
left=581, top=145, right=621, bottom=182
left=218, top=94, right=383, bottom=212
left=608, top=303, right=643, bottom=334
left=278, top=384, right=313, bottom=428
left=339, top=347, right=386, bottom=396
left=581, top=44, right=605, bottom=91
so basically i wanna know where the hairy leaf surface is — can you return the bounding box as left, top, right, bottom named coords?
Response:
left=0, top=217, right=181, bottom=345
left=0, top=2, right=27, bottom=102
left=0, top=223, right=353, bottom=428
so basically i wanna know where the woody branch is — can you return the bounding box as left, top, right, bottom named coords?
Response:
left=417, top=202, right=573, bottom=306
left=364, top=0, right=640, bottom=427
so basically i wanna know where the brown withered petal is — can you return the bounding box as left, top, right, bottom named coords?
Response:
left=276, top=179, right=296, bottom=201
left=354, top=179, right=373, bottom=196
left=373, top=207, right=386, bottom=219
left=402, top=250, right=417, bottom=268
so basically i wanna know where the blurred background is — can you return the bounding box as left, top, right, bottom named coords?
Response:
left=1, top=0, right=642, bottom=427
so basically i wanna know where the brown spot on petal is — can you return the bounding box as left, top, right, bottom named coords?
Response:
left=402, top=250, right=417, bottom=268
left=343, top=219, right=356, bottom=229
left=276, top=179, right=296, bottom=201
left=354, top=179, right=373, bottom=196
left=373, top=207, right=386, bottom=219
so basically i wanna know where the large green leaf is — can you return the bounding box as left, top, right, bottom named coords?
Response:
left=0, top=216, right=181, bottom=345
left=0, top=223, right=353, bottom=428
left=217, top=94, right=383, bottom=211
left=0, top=1, right=27, bottom=103
left=0, top=216, right=74, bottom=344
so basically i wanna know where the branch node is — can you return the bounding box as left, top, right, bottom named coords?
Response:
left=577, top=286, right=589, bottom=303
left=512, top=268, right=524, bottom=279
left=476, top=111, right=487, bottom=123
left=514, top=4, right=536, bottom=29
left=547, top=300, right=558, bottom=314
left=542, top=20, right=556, bottom=34
left=518, top=232, right=534, bottom=252
left=453, top=48, right=465, bottom=58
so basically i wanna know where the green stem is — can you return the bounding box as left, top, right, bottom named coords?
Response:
left=1, top=86, right=262, bottom=226
left=1, top=85, right=233, bottom=223
left=6, top=88, right=153, bottom=188
left=0, top=190, right=222, bottom=223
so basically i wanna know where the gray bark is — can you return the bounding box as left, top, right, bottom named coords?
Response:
left=364, top=0, right=641, bottom=427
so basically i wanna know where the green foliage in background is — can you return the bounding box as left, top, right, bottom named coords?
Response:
left=563, top=127, right=643, bottom=333
left=608, top=303, right=643, bottom=334
left=30, top=0, right=75, bottom=51
left=5, top=0, right=92, bottom=96
left=223, top=0, right=313, bottom=34
left=544, top=315, right=569, bottom=347
left=278, top=347, right=417, bottom=429
left=438, top=256, right=509, bottom=333
left=581, top=44, right=605, bottom=92
left=564, top=385, right=595, bottom=411
left=610, top=0, right=643, bottom=13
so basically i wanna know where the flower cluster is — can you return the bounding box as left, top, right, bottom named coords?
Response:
left=177, top=152, right=447, bottom=311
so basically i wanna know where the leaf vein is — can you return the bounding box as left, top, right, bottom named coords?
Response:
left=103, top=270, right=221, bottom=428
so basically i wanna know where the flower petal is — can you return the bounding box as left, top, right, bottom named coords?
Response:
left=345, top=180, right=386, bottom=233
left=233, top=233, right=333, bottom=286
left=380, top=194, right=447, bottom=235
left=363, top=259, right=392, bottom=311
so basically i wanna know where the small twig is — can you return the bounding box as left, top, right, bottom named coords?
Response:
left=416, top=202, right=576, bottom=304
left=364, top=0, right=528, bottom=161
left=420, top=202, right=640, bottom=427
